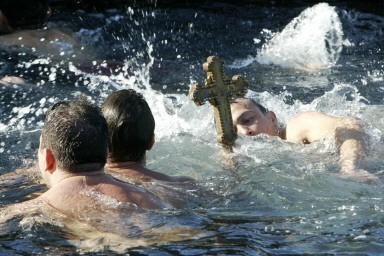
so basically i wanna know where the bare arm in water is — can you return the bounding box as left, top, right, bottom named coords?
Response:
left=286, top=111, right=378, bottom=183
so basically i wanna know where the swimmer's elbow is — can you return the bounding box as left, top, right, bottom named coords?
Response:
left=335, top=118, right=370, bottom=145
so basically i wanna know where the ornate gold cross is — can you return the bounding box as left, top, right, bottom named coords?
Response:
left=189, top=56, right=248, bottom=147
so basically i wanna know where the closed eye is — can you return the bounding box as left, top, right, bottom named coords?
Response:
left=241, top=117, right=254, bottom=125
left=238, top=112, right=256, bottom=125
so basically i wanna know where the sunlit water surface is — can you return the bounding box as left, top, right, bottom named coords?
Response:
left=1, top=2, right=384, bottom=255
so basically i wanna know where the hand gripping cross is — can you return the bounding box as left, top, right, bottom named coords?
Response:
left=189, top=56, right=248, bottom=148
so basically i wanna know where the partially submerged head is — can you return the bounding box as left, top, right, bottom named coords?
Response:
left=230, top=98, right=280, bottom=137
left=39, top=97, right=108, bottom=176
left=101, top=89, right=155, bottom=163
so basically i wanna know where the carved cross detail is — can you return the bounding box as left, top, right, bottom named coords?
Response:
left=189, top=56, right=248, bottom=147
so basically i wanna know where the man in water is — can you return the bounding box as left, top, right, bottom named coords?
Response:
left=230, top=97, right=379, bottom=183
left=35, top=97, right=169, bottom=216
left=0, top=0, right=91, bottom=63
left=102, top=89, right=194, bottom=183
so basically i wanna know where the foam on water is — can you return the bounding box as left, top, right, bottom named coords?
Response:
left=234, top=81, right=383, bottom=188
left=1, top=3, right=384, bottom=254
left=67, top=39, right=215, bottom=143
left=245, top=81, right=370, bottom=125
left=256, top=3, right=343, bottom=71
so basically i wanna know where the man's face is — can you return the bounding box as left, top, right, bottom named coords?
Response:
left=231, top=99, right=279, bottom=137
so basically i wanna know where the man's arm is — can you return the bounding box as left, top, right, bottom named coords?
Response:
left=286, top=111, right=378, bottom=183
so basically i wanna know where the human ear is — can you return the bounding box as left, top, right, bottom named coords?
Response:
left=147, top=134, right=155, bottom=150
left=41, top=148, right=55, bottom=173
left=267, top=111, right=279, bottom=127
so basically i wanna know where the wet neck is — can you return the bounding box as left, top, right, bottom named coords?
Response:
left=52, top=166, right=106, bottom=186
left=69, top=163, right=105, bottom=173
left=107, top=160, right=145, bottom=170
left=279, top=127, right=287, bottom=140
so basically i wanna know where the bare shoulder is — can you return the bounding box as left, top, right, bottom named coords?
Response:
left=117, top=182, right=171, bottom=210
left=289, top=111, right=334, bottom=122
left=0, top=198, right=47, bottom=222
left=106, top=163, right=194, bottom=183
left=287, top=111, right=366, bottom=143
left=286, top=111, right=339, bottom=143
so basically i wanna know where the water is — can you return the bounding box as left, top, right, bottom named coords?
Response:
left=1, top=2, right=384, bottom=255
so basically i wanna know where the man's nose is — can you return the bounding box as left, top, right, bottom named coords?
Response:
left=237, top=125, right=256, bottom=136
left=246, top=129, right=256, bottom=136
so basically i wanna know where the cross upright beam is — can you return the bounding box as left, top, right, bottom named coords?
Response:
left=189, top=56, right=248, bottom=147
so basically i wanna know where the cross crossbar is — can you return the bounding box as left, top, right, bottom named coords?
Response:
left=189, top=56, right=248, bottom=147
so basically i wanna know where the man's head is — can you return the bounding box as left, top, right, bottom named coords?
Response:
left=39, top=97, right=108, bottom=175
left=101, top=89, right=155, bottom=163
left=230, top=98, right=280, bottom=137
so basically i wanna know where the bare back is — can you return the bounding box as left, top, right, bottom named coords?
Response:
left=40, top=174, right=169, bottom=216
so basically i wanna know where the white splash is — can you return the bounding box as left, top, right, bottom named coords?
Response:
left=256, top=3, right=343, bottom=71
left=246, top=82, right=368, bottom=126
left=68, top=39, right=215, bottom=142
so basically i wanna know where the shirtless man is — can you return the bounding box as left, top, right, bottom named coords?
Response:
left=35, top=97, right=168, bottom=216
left=0, top=0, right=89, bottom=63
left=230, top=98, right=379, bottom=183
left=102, top=89, right=194, bottom=183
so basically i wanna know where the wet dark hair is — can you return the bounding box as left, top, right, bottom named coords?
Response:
left=41, top=97, right=108, bottom=172
left=233, top=97, right=268, bottom=115
left=249, top=98, right=268, bottom=115
left=101, top=89, right=155, bottom=162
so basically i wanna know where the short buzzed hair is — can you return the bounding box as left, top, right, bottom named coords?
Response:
left=41, top=97, right=108, bottom=172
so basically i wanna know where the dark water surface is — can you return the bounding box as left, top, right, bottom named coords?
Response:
left=1, top=2, right=384, bottom=255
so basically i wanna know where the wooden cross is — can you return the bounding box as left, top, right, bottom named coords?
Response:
left=189, top=56, right=248, bottom=148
